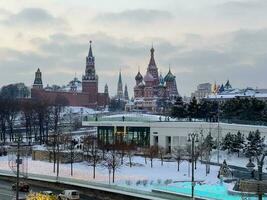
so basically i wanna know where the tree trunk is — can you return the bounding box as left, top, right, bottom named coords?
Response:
left=56, top=143, right=60, bottom=178
left=112, top=168, right=115, bottom=183
left=93, top=164, right=96, bottom=179
left=121, top=153, right=123, bottom=165
left=150, top=159, right=153, bottom=168
left=129, top=156, right=132, bottom=167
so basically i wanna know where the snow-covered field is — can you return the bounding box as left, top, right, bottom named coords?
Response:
left=0, top=155, right=220, bottom=186
left=1, top=150, right=264, bottom=185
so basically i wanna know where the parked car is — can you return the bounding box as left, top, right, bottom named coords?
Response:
left=58, top=190, right=80, bottom=200
left=41, top=191, right=54, bottom=196
left=11, top=182, right=29, bottom=192
left=12, top=197, right=26, bottom=200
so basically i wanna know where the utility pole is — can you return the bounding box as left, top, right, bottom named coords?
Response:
left=217, top=101, right=220, bottom=164
left=15, top=133, right=22, bottom=200
left=188, top=133, right=199, bottom=199
left=56, top=133, right=60, bottom=180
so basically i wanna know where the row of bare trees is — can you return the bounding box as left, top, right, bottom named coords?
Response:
left=0, top=95, right=69, bottom=145
left=141, top=133, right=215, bottom=176
left=44, top=130, right=215, bottom=183
left=82, top=135, right=138, bottom=182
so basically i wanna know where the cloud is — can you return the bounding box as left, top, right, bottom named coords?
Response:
left=95, top=9, right=173, bottom=24
left=1, top=27, right=267, bottom=97
left=217, top=0, right=267, bottom=18
left=2, top=8, right=67, bottom=28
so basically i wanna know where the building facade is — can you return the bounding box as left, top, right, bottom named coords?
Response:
left=83, top=120, right=267, bottom=153
left=133, top=47, right=179, bottom=112
left=31, top=41, right=109, bottom=108
left=191, top=82, right=212, bottom=101
left=206, top=80, right=267, bottom=102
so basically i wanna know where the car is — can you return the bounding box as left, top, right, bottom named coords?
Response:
left=58, top=190, right=80, bottom=200
left=41, top=191, right=54, bottom=196
left=11, top=182, right=30, bottom=192
left=12, top=197, right=26, bottom=200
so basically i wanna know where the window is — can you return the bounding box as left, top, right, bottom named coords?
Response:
left=167, top=136, right=171, bottom=144
left=154, top=136, right=158, bottom=145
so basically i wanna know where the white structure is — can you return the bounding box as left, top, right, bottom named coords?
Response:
left=191, top=83, right=212, bottom=101
left=83, top=120, right=267, bottom=153
left=206, top=80, right=267, bottom=102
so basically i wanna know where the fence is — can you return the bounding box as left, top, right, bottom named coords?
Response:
left=0, top=169, right=187, bottom=200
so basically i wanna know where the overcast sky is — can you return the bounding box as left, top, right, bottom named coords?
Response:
left=0, top=0, right=267, bottom=97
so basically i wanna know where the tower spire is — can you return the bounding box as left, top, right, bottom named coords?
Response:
left=148, top=45, right=156, bottom=67
left=88, top=40, right=93, bottom=57
left=33, top=68, right=43, bottom=89
left=124, top=84, right=129, bottom=100
left=117, top=70, right=123, bottom=99
left=119, top=69, right=122, bottom=84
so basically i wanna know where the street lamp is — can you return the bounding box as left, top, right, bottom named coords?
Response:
left=246, top=158, right=263, bottom=200
left=15, top=133, right=23, bottom=200
left=188, top=133, right=199, bottom=199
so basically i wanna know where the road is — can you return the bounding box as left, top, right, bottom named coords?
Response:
left=0, top=180, right=92, bottom=200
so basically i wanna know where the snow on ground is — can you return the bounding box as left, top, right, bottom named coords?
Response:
left=64, top=106, right=108, bottom=116
left=0, top=155, right=220, bottom=186
left=103, top=113, right=177, bottom=122
left=210, top=150, right=267, bottom=173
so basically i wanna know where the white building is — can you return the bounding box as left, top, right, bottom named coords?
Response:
left=83, top=118, right=267, bottom=153
left=191, top=83, right=212, bottom=101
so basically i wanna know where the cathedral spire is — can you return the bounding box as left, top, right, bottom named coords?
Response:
left=148, top=45, right=156, bottom=67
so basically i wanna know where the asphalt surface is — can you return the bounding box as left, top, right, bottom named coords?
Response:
left=0, top=180, right=91, bottom=200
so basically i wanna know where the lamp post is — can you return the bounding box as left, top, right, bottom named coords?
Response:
left=188, top=133, right=199, bottom=199
left=15, top=133, right=23, bottom=200
left=246, top=158, right=264, bottom=200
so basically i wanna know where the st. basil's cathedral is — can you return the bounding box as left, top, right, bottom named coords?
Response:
left=133, top=47, right=179, bottom=112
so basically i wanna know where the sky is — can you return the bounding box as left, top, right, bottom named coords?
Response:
left=0, top=0, right=267, bottom=97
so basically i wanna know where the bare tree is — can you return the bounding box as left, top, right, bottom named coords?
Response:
left=50, top=95, right=68, bottom=174
left=62, top=134, right=80, bottom=177
left=116, top=141, right=127, bottom=165
left=172, top=146, right=185, bottom=171
left=0, top=97, right=8, bottom=143
left=102, top=151, right=121, bottom=183
left=125, top=143, right=136, bottom=167
left=158, top=146, right=165, bottom=166
left=6, top=99, right=19, bottom=142
left=83, top=134, right=95, bottom=156
left=21, top=100, right=36, bottom=144
left=148, top=145, right=158, bottom=168
left=142, top=147, right=149, bottom=165
left=89, top=139, right=102, bottom=179
left=34, top=99, right=51, bottom=144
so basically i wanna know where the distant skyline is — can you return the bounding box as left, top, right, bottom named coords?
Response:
left=0, top=0, right=267, bottom=97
